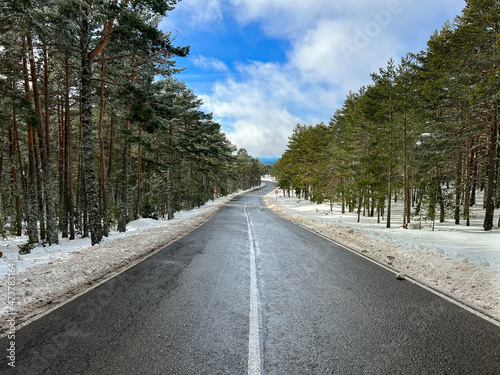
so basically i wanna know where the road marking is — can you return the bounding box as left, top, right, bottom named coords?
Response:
left=245, top=203, right=263, bottom=375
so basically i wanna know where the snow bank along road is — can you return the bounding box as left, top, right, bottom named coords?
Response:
left=1, top=184, right=500, bottom=374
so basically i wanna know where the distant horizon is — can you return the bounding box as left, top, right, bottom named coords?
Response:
left=257, top=157, right=279, bottom=165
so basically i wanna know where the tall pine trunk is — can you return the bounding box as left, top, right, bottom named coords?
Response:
left=133, top=125, right=143, bottom=221
left=28, top=36, right=58, bottom=244
left=27, top=35, right=47, bottom=242
left=37, top=39, right=58, bottom=244
left=9, top=98, right=22, bottom=236
left=118, top=68, right=136, bottom=232
left=98, top=62, right=109, bottom=236
left=402, top=99, right=410, bottom=226
left=22, top=38, right=39, bottom=244
left=386, top=103, right=393, bottom=229
left=464, top=141, right=472, bottom=226
left=65, top=57, right=76, bottom=240
left=166, top=157, right=174, bottom=220
left=454, top=148, right=463, bottom=225
left=118, top=118, right=130, bottom=232
left=483, top=99, right=498, bottom=231
left=166, top=124, right=175, bottom=221
left=58, top=96, right=66, bottom=236
left=80, top=15, right=102, bottom=245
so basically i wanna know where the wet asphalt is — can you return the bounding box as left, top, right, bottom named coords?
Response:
left=1, top=183, right=500, bottom=374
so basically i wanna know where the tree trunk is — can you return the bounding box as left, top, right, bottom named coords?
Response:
left=34, top=146, right=46, bottom=241
left=454, top=149, right=463, bottom=225
left=80, top=16, right=102, bottom=245
left=370, top=193, right=375, bottom=217
left=497, top=136, right=500, bottom=227
left=27, top=35, right=58, bottom=243
left=9, top=99, right=22, bottom=236
left=340, top=178, right=345, bottom=214
left=166, top=127, right=175, bottom=221
left=429, top=181, right=436, bottom=231
left=28, top=35, right=49, bottom=243
left=438, top=184, right=445, bottom=223
left=464, top=141, right=472, bottom=226
left=386, top=100, right=393, bottom=229
left=65, top=57, right=75, bottom=240
left=75, top=113, right=85, bottom=237
left=118, top=69, right=135, bottom=232
left=22, top=39, right=39, bottom=244
left=107, top=110, right=114, bottom=222
left=107, top=109, right=114, bottom=182
left=403, top=102, right=410, bottom=226
left=118, top=119, right=130, bottom=232
left=386, top=174, right=392, bottom=229
left=470, top=140, right=478, bottom=207
left=133, top=124, right=143, bottom=220
left=166, top=158, right=174, bottom=220
left=483, top=99, right=498, bottom=231
left=376, top=197, right=380, bottom=223
left=39, top=40, right=58, bottom=244
left=59, top=94, right=67, bottom=237
left=357, top=191, right=363, bottom=223
left=98, top=62, right=109, bottom=236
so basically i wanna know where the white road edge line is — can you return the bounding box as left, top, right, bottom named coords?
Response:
left=245, top=203, right=263, bottom=375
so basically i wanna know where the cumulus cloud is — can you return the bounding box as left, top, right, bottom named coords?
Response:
left=192, top=55, right=229, bottom=72
left=289, top=18, right=402, bottom=93
left=165, top=0, right=466, bottom=156
left=184, top=0, right=224, bottom=23
left=224, top=111, right=299, bottom=158
left=230, top=0, right=408, bottom=38
left=199, top=63, right=306, bottom=157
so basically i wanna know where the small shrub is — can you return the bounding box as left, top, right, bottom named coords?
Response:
left=18, top=239, right=37, bottom=255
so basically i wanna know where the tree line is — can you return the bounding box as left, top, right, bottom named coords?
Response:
left=0, top=0, right=264, bottom=249
left=272, top=0, right=499, bottom=231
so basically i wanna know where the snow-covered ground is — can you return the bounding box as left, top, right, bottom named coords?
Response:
left=263, top=185, right=500, bottom=322
left=0, top=188, right=259, bottom=335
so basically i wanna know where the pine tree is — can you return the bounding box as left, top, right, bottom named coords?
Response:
left=366, top=59, right=398, bottom=228
left=456, top=0, right=500, bottom=230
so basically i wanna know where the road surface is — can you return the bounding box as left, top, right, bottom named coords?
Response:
left=1, top=183, right=500, bottom=374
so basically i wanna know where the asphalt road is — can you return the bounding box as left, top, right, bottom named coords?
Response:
left=2, top=183, right=500, bottom=374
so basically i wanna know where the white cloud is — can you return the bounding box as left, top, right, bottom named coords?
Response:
left=198, top=60, right=343, bottom=156
left=224, top=110, right=299, bottom=158
left=199, top=63, right=307, bottom=157
left=166, top=0, right=224, bottom=27
left=165, top=0, right=467, bottom=156
left=192, top=55, right=229, bottom=72
left=230, top=0, right=408, bottom=38
left=289, top=18, right=402, bottom=93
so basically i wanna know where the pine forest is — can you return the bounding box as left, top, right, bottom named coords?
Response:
left=0, top=1, right=265, bottom=249
left=272, top=1, right=500, bottom=232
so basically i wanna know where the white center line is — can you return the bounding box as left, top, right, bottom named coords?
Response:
left=245, top=203, right=263, bottom=375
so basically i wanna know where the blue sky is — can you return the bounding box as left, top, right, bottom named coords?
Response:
left=161, top=0, right=466, bottom=158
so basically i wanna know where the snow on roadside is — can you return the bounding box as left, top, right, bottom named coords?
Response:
left=263, top=190, right=500, bottom=322
left=0, top=188, right=260, bottom=335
